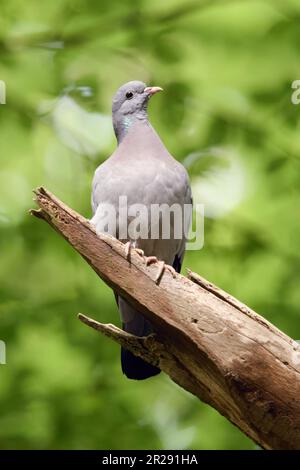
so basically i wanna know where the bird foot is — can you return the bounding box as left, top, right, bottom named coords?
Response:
left=144, top=256, right=163, bottom=283
left=155, top=263, right=177, bottom=283
left=155, top=261, right=165, bottom=283
left=124, top=241, right=144, bottom=261
left=125, top=245, right=176, bottom=283
left=144, top=256, right=177, bottom=283
left=124, top=241, right=132, bottom=260
left=145, top=256, right=158, bottom=266
left=165, top=265, right=177, bottom=278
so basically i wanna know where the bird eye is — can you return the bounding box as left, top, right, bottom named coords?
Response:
left=126, top=91, right=133, bottom=100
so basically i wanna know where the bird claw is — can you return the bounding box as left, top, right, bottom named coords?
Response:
left=145, top=256, right=158, bottom=266
left=165, top=265, right=177, bottom=278
left=124, top=241, right=144, bottom=261
left=154, top=262, right=177, bottom=284
left=124, top=241, right=132, bottom=260
left=135, top=248, right=145, bottom=257
left=124, top=244, right=177, bottom=283
left=155, top=261, right=165, bottom=283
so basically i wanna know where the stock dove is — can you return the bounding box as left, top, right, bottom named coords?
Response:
left=91, top=81, right=192, bottom=379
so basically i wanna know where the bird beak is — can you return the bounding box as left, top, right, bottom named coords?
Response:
left=144, top=86, right=163, bottom=96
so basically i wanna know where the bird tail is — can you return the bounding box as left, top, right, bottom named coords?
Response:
left=118, top=297, right=160, bottom=380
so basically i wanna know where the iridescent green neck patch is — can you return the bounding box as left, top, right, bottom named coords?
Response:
left=123, top=116, right=133, bottom=133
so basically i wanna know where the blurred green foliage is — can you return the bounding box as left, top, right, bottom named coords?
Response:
left=1, top=0, right=300, bottom=450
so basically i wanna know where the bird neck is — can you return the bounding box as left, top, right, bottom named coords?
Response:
left=113, top=109, right=148, bottom=144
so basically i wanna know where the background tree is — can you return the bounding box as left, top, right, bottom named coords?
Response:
left=0, top=0, right=300, bottom=450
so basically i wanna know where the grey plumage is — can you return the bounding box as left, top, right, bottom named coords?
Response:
left=91, top=81, right=192, bottom=379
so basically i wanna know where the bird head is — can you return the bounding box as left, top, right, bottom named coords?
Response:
left=112, top=81, right=163, bottom=142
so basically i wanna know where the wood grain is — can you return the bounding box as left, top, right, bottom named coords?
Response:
left=31, top=187, right=300, bottom=450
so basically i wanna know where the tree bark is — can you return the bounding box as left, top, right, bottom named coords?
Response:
left=31, top=187, right=300, bottom=450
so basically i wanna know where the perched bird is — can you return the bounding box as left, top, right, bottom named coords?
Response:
left=91, top=81, right=192, bottom=380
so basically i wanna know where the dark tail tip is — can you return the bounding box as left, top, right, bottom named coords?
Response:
left=121, top=348, right=160, bottom=380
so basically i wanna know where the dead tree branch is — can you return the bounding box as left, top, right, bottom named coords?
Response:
left=31, top=187, right=300, bottom=450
